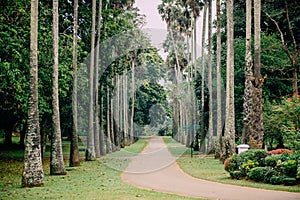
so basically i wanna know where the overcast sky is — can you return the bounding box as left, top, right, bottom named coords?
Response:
left=134, top=0, right=217, bottom=58
left=134, top=0, right=167, bottom=30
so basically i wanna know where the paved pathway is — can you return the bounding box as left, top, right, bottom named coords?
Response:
left=122, top=136, right=300, bottom=200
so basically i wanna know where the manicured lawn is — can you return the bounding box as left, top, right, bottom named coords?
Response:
left=0, top=137, right=197, bottom=200
left=163, top=137, right=300, bottom=193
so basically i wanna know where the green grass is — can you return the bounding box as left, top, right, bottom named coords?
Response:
left=162, top=137, right=300, bottom=193
left=0, top=137, right=198, bottom=200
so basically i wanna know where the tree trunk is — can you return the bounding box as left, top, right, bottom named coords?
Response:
left=50, top=0, right=66, bottom=175
left=22, top=0, right=44, bottom=187
left=223, top=0, right=235, bottom=159
left=207, top=0, right=213, bottom=153
left=94, top=0, right=103, bottom=158
left=251, top=0, right=263, bottom=149
left=215, top=0, right=223, bottom=158
left=130, top=60, right=135, bottom=144
left=242, top=0, right=253, bottom=145
left=86, top=0, right=97, bottom=161
left=70, top=0, right=80, bottom=167
left=106, top=85, right=112, bottom=153
left=99, top=88, right=106, bottom=156
left=200, top=2, right=207, bottom=153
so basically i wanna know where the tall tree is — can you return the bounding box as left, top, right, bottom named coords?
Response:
left=200, top=1, right=208, bottom=152
left=70, top=0, right=80, bottom=167
left=207, top=0, right=213, bottom=153
left=86, top=0, right=97, bottom=161
left=94, top=0, right=103, bottom=158
left=215, top=0, right=223, bottom=158
left=251, top=0, right=264, bottom=148
left=22, top=0, right=44, bottom=187
left=242, top=0, right=253, bottom=145
left=50, top=0, right=67, bottom=175
left=223, top=0, right=235, bottom=159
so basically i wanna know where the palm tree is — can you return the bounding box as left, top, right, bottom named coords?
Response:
left=22, top=0, right=44, bottom=187
left=86, top=0, right=96, bottom=161
left=200, top=1, right=207, bottom=153
left=242, top=0, right=253, bottom=145
left=207, top=0, right=213, bottom=153
left=215, top=0, right=224, bottom=158
left=50, top=0, right=66, bottom=175
left=251, top=0, right=263, bottom=148
left=70, top=0, right=80, bottom=167
left=94, top=0, right=103, bottom=158
left=223, top=0, right=235, bottom=159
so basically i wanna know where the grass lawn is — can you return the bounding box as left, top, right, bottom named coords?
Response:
left=0, top=137, right=197, bottom=200
left=163, top=137, right=300, bottom=193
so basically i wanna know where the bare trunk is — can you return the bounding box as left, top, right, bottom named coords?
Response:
left=130, top=60, right=135, bottom=143
left=99, top=89, right=106, bottom=156
left=70, top=0, right=80, bottom=167
left=200, top=2, right=208, bottom=153
left=251, top=0, right=263, bottom=149
left=50, top=0, right=66, bottom=175
left=215, top=0, right=223, bottom=158
left=242, top=0, right=253, bottom=145
left=106, top=85, right=112, bottom=153
left=207, top=0, right=213, bottom=153
left=94, top=0, right=103, bottom=158
left=223, top=0, right=235, bottom=159
left=22, top=0, right=44, bottom=187
left=86, top=0, right=96, bottom=161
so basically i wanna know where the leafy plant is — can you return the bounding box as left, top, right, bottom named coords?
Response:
left=242, top=160, right=259, bottom=174
left=283, top=160, right=298, bottom=178
left=270, top=175, right=283, bottom=185
left=248, top=167, right=277, bottom=183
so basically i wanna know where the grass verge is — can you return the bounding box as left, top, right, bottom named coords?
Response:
left=0, top=137, right=197, bottom=200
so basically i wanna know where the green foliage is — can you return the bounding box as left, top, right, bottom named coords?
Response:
left=282, top=177, right=297, bottom=186
left=265, top=155, right=281, bottom=167
left=248, top=167, right=277, bottom=183
left=283, top=160, right=298, bottom=178
left=229, top=171, right=243, bottom=180
left=270, top=175, right=283, bottom=185
left=264, top=98, right=300, bottom=150
left=241, top=160, right=259, bottom=174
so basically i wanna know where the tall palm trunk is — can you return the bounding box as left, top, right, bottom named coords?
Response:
left=251, top=0, right=263, bottom=148
left=223, top=0, right=235, bottom=159
left=22, top=0, right=44, bottom=187
left=215, top=0, right=223, bottom=158
left=94, top=0, right=103, bottom=158
left=130, top=60, right=135, bottom=144
left=207, top=0, right=213, bottom=153
left=86, top=0, right=96, bottom=161
left=200, top=2, right=207, bottom=153
left=99, top=86, right=106, bottom=155
left=242, top=0, right=253, bottom=145
left=70, top=0, right=80, bottom=167
left=51, top=0, right=66, bottom=175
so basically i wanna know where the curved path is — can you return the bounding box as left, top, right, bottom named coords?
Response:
left=122, top=136, right=300, bottom=200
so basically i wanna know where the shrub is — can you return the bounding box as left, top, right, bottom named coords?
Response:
left=268, top=148, right=292, bottom=155
left=297, top=163, right=300, bottom=179
left=270, top=175, right=283, bottom=185
left=237, top=149, right=267, bottom=167
left=282, top=177, right=297, bottom=186
left=229, top=171, right=243, bottom=180
left=283, top=160, right=298, bottom=178
left=265, top=155, right=281, bottom=167
left=248, top=167, right=277, bottom=183
left=241, top=160, right=259, bottom=174
left=224, top=154, right=239, bottom=172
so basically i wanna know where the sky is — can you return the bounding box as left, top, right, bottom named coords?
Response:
left=133, top=0, right=217, bottom=58
left=134, top=0, right=167, bottom=30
